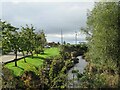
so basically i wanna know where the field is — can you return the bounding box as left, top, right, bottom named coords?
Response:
left=5, top=47, right=60, bottom=76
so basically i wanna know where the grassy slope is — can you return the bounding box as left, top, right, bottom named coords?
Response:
left=5, top=47, right=60, bottom=76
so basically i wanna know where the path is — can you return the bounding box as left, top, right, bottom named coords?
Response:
left=0, top=52, right=29, bottom=64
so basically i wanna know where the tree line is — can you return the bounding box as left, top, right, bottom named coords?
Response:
left=1, top=20, right=47, bottom=66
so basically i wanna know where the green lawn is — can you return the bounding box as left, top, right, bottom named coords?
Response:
left=5, top=47, right=60, bottom=76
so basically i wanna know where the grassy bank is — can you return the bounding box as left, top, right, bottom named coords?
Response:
left=5, top=47, right=60, bottom=76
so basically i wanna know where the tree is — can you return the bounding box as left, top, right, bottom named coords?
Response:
left=21, top=25, right=36, bottom=58
left=19, top=30, right=28, bottom=63
left=1, top=20, right=11, bottom=54
left=2, top=20, right=19, bottom=66
left=39, top=30, right=47, bottom=54
left=34, top=30, right=46, bottom=55
left=83, top=2, right=120, bottom=87
left=10, top=31, right=20, bottom=66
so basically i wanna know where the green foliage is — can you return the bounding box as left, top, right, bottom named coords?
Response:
left=1, top=20, right=19, bottom=55
left=50, top=73, right=67, bottom=88
left=49, top=56, right=64, bottom=80
left=34, top=30, right=47, bottom=55
left=36, top=48, right=73, bottom=89
left=42, top=55, right=68, bottom=89
left=20, top=25, right=36, bottom=57
left=2, top=67, right=24, bottom=88
left=2, top=68, right=42, bottom=89
left=59, top=44, right=88, bottom=60
left=1, top=20, right=20, bottom=66
left=21, top=71, right=41, bottom=89
left=1, top=20, right=47, bottom=66
left=82, top=2, right=120, bottom=88
left=88, top=2, right=120, bottom=64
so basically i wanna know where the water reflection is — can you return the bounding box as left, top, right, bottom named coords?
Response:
left=67, top=56, right=87, bottom=88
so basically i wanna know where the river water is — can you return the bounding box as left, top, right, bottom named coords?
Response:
left=67, top=56, right=87, bottom=88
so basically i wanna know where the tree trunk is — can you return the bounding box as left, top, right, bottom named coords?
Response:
left=22, top=51, right=26, bottom=63
left=35, top=50, right=38, bottom=56
left=15, top=50, right=17, bottom=67
left=26, top=51, right=29, bottom=55
left=30, top=51, right=33, bottom=59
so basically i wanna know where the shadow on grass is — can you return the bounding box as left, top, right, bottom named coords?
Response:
left=12, top=66, right=24, bottom=70
left=17, top=66, right=24, bottom=70
left=29, top=56, right=46, bottom=60
left=40, top=52, right=48, bottom=55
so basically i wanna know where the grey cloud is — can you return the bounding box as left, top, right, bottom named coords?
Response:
left=2, top=2, right=94, bottom=43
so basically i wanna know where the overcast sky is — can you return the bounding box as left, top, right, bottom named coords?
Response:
left=1, top=0, right=95, bottom=44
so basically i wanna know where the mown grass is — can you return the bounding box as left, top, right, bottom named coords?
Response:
left=5, top=47, right=60, bottom=76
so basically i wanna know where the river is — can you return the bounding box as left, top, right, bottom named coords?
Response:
left=67, top=56, right=87, bottom=88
